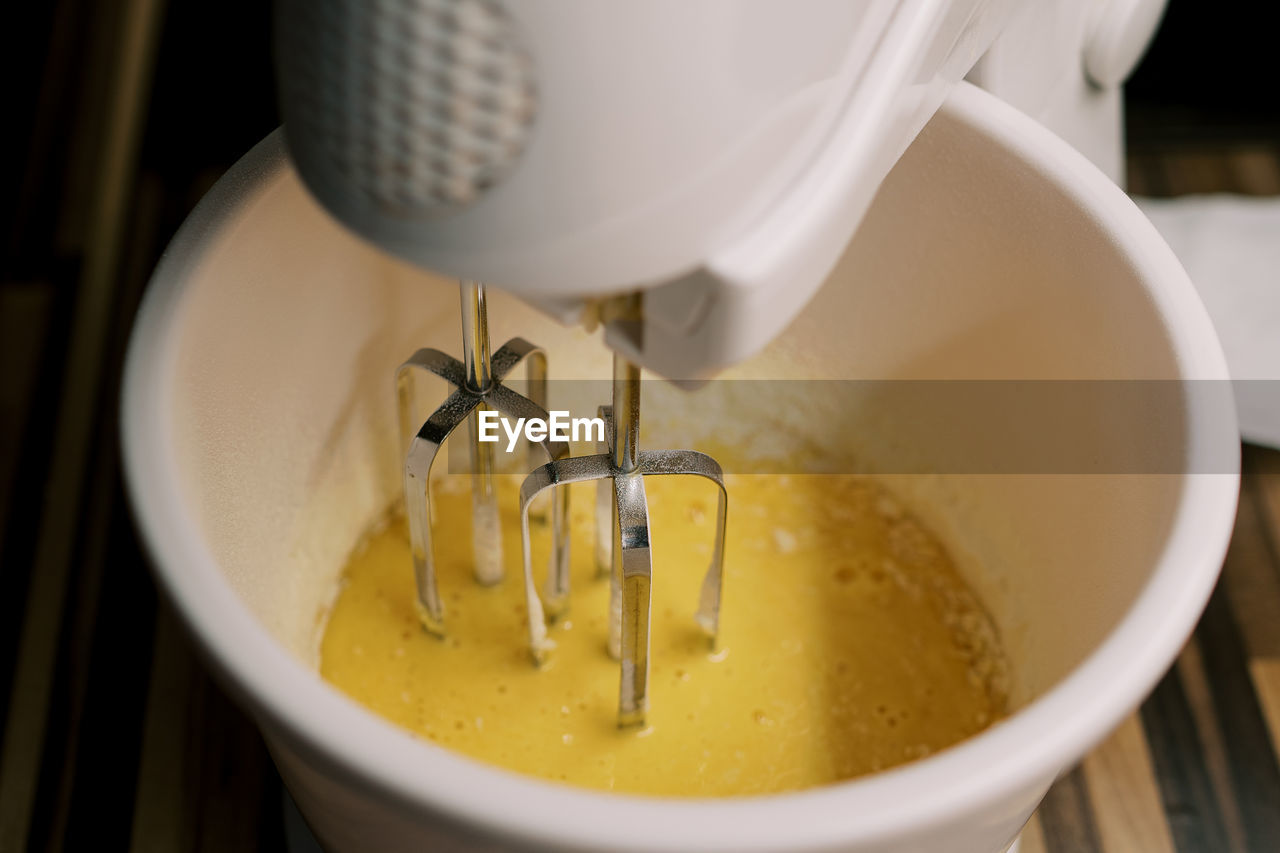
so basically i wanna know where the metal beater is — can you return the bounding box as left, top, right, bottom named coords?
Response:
left=397, top=281, right=571, bottom=635
left=517, top=297, right=728, bottom=728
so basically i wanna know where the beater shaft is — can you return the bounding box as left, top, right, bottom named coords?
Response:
left=607, top=354, right=640, bottom=662
left=610, top=355, right=650, bottom=725
left=460, top=282, right=502, bottom=585
left=612, top=356, right=640, bottom=473
left=460, top=281, right=493, bottom=391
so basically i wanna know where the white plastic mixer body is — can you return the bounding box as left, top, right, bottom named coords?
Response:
left=275, top=0, right=1023, bottom=379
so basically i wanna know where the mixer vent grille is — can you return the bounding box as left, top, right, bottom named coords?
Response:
left=277, top=0, right=537, bottom=217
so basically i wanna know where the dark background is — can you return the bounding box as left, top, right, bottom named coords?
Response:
left=1126, top=2, right=1280, bottom=145
left=1, top=2, right=1279, bottom=851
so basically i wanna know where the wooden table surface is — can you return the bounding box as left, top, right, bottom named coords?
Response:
left=2, top=1, right=1279, bottom=851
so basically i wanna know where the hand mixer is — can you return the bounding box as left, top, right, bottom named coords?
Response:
left=274, top=0, right=1030, bottom=727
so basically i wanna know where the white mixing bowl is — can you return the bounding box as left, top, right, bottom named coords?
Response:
left=122, top=83, right=1238, bottom=852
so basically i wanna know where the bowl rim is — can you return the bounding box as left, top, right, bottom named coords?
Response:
left=121, top=81, right=1239, bottom=851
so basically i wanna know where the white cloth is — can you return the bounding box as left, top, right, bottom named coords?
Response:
left=1136, top=194, right=1280, bottom=449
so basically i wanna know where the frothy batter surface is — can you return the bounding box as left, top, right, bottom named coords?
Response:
left=320, top=475, right=1008, bottom=796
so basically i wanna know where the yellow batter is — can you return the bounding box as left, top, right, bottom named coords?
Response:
left=321, top=474, right=1008, bottom=796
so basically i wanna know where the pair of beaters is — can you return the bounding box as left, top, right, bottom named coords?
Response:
left=397, top=282, right=727, bottom=727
